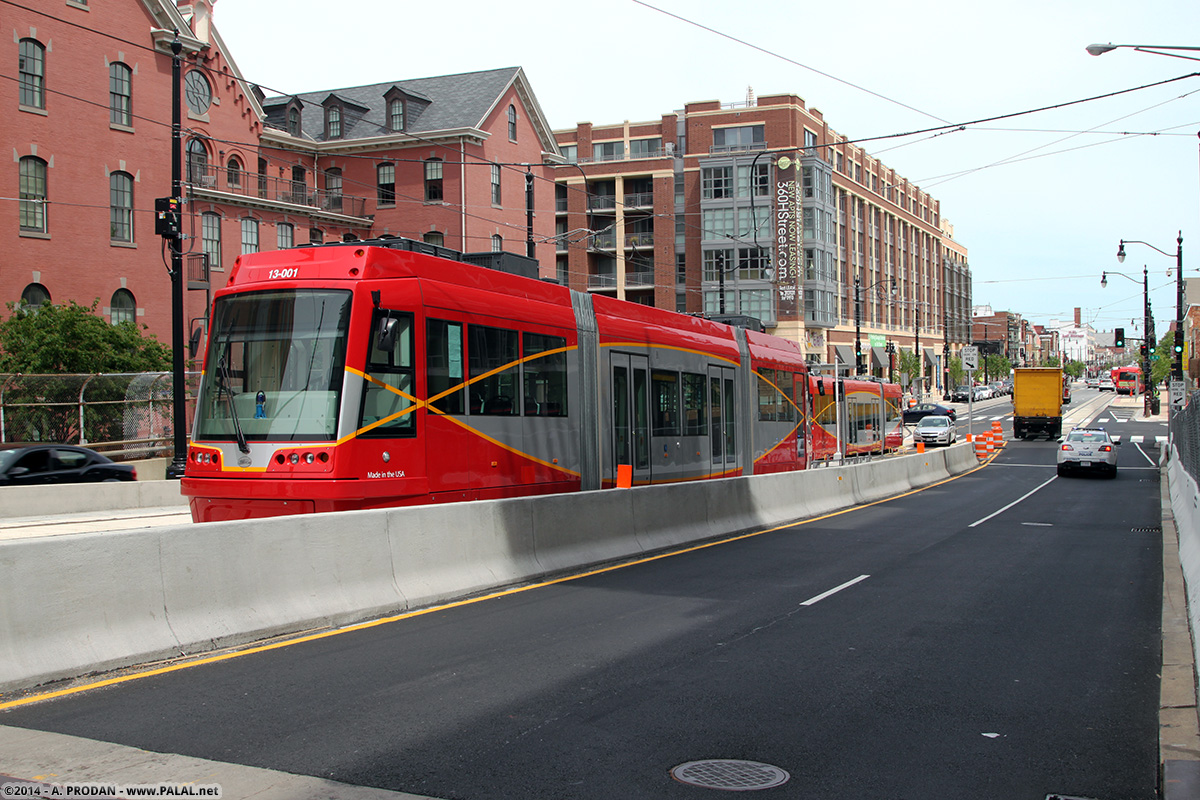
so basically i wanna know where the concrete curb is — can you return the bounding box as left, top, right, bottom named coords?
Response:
left=1163, top=447, right=1200, bottom=798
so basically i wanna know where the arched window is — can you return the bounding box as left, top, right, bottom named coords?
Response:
left=109, top=62, right=132, bottom=126
left=240, top=218, right=259, bottom=254
left=389, top=99, right=404, bottom=132
left=186, top=138, right=210, bottom=185
left=507, top=104, right=517, bottom=141
left=110, top=289, right=135, bottom=325
left=326, top=106, right=341, bottom=139
left=109, top=171, right=134, bottom=242
left=21, top=283, right=50, bottom=310
left=423, top=231, right=444, bottom=247
left=19, top=156, right=47, bottom=233
left=18, top=39, right=45, bottom=109
left=287, top=107, right=301, bottom=136
left=277, top=222, right=294, bottom=250
left=201, top=212, right=221, bottom=268
left=226, top=156, right=243, bottom=189
left=491, top=234, right=503, bottom=253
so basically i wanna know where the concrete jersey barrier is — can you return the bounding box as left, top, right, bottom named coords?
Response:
left=0, top=445, right=978, bottom=693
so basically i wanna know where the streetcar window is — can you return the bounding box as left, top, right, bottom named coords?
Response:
left=360, top=309, right=415, bottom=437
left=427, top=319, right=465, bottom=414
left=758, top=368, right=778, bottom=422
left=652, top=371, right=680, bottom=436
left=523, top=332, right=567, bottom=416
left=195, top=289, right=350, bottom=442
left=682, top=372, right=707, bottom=435
left=469, top=324, right=519, bottom=415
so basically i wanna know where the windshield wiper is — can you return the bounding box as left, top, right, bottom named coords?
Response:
left=217, top=357, right=250, bottom=454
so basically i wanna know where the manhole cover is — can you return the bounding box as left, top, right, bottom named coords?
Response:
left=670, top=759, right=790, bottom=791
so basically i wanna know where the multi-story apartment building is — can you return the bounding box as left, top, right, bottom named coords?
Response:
left=7, top=0, right=558, bottom=348
left=553, top=93, right=971, bottom=391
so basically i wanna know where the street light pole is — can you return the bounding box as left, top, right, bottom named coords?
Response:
left=1118, top=233, right=1185, bottom=381
left=1101, top=265, right=1153, bottom=417
left=165, top=32, right=187, bottom=479
left=854, top=276, right=862, bottom=376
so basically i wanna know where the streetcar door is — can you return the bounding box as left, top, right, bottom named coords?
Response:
left=709, top=365, right=738, bottom=474
left=611, top=353, right=651, bottom=485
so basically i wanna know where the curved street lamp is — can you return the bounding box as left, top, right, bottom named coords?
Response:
left=1117, top=233, right=1184, bottom=381
left=854, top=275, right=897, bottom=376
left=1086, top=42, right=1200, bottom=62
left=1101, top=265, right=1154, bottom=417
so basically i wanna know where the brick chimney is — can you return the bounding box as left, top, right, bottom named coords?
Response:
left=1074, top=307, right=1081, bottom=327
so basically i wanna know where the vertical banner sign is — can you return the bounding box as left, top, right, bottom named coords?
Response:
left=774, top=155, right=802, bottom=319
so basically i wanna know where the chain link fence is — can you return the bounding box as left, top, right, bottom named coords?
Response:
left=0, top=372, right=200, bottom=460
left=1170, top=389, right=1200, bottom=486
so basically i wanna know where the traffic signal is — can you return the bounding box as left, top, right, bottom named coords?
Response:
left=1114, top=327, right=1125, bottom=348
left=1140, top=343, right=1148, bottom=357
left=1174, top=334, right=1184, bottom=356
left=154, top=196, right=180, bottom=239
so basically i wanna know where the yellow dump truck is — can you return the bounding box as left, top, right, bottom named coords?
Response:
left=1012, top=367, right=1064, bottom=439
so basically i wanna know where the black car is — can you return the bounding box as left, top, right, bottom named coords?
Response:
left=903, top=402, right=957, bottom=424
left=0, top=443, right=137, bottom=485
left=950, top=385, right=972, bottom=403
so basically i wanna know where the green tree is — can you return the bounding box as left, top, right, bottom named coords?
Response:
left=0, top=299, right=170, bottom=373
left=983, top=353, right=1011, bottom=382
left=0, top=299, right=172, bottom=443
left=948, top=356, right=965, bottom=389
left=1152, top=332, right=1173, bottom=387
left=1063, top=360, right=1085, bottom=379
left=898, top=350, right=921, bottom=387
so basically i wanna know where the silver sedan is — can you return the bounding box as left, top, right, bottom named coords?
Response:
left=913, top=415, right=958, bottom=446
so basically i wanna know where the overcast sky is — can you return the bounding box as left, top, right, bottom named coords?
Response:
left=214, top=0, right=1200, bottom=336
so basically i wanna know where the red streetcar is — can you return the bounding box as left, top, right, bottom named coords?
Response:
left=181, top=237, right=818, bottom=522
left=807, top=375, right=903, bottom=461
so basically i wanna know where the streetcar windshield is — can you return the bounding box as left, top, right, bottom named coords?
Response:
left=195, top=289, right=351, bottom=442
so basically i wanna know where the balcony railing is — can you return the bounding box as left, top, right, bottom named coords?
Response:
left=625, top=270, right=657, bottom=287
left=590, top=232, right=616, bottom=250
left=588, top=195, right=617, bottom=211
left=186, top=165, right=368, bottom=218
left=588, top=273, right=617, bottom=289
left=625, top=233, right=654, bottom=249
left=624, top=192, right=654, bottom=208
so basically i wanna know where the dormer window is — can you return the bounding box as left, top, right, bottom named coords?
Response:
left=389, top=99, right=405, bottom=132
left=326, top=106, right=341, bottom=139
left=287, top=107, right=301, bottom=136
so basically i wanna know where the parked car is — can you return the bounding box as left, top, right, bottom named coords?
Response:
left=1086, top=378, right=1099, bottom=388
left=903, top=402, right=957, bottom=424
left=0, top=443, right=137, bottom=486
left=951, top=385, right=972, bottom=402
left=912, top=415, right=958, bottom=447
left=1057, top=427, right=1118, bottom=477
left=973, top=385, right=993, bottom=401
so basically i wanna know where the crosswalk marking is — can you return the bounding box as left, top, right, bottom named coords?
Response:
left=1125, top=435, right=1168, bottom=446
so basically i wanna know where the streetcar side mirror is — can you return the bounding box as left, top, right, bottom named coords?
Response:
left=376, top=316, right=399, bottom=352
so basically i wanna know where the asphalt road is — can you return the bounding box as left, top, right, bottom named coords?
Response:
left=2, top=400, right=1164, bottom=799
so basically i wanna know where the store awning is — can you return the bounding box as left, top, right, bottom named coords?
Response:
left=834, top=344, right=856, bottom=368
left=871, top=346, right=888, bottom=370
left=924, top=347, right=937, bottom=371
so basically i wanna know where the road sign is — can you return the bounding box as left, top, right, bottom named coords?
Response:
left=1171, top=380, right=1186, bottom=408
left=961, top=346, right=978, bottom=371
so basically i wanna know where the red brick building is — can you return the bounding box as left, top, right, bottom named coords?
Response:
left=6, top=0, right=559, bottom=349
left=552, top=94, right=972, bottom=390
